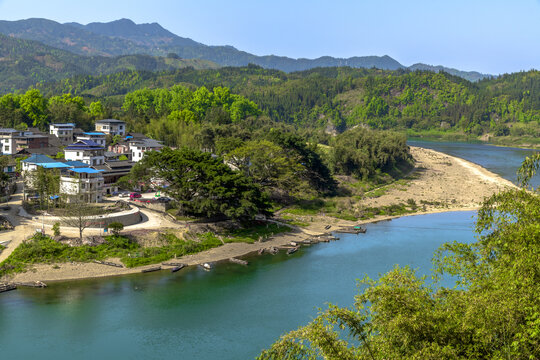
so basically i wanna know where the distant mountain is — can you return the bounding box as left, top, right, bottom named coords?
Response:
left=409, top=63, right=492, bottom=82
left=0, top=33, right=218, bottom=93
left=0, top=18, right=406, bottom=73
left=0, top=18, right=493, bottom=80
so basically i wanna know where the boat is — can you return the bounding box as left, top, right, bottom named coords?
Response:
left=141, top=266, right=161, bottom=273
left=287, top=247, right=299, bottom=255
left=229, top=258, right=248, bottom=266
left=201, top=263, right=212, bottom=270
left=257, top=248, right=265, bottom=255
left=171, top=264, right=186, bottom=273
left=0, top=283, right=16, bottom=293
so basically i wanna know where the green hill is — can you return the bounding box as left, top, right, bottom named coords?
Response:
left=0, top=33, right=218, bottom=93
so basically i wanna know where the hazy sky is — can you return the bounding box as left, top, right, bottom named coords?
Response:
left=0, top=0, right=538, bottom=74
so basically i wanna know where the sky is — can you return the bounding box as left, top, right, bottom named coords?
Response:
left=0, top=0, right=538, bottom=74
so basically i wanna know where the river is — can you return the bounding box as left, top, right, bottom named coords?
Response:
left=0, top=141, right=537, bottom=359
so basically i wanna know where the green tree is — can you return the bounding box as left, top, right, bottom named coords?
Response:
left=107, top=222, right=124, bottom=235
left=225, top=140, right=303, bottom=191
left=131, top=147, right=271, bottom=220
left=19, top=89, right=48, bottom=129
left=89, top=101, right=105, bottom=118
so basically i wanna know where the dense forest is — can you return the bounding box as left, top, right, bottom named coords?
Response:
left=14, top=66, right=537, bottom=143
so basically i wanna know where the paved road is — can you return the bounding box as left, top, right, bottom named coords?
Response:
left=0, top=181, right=34, bottom=263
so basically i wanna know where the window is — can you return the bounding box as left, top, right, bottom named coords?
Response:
left=77, top=152, right=80, bottom=157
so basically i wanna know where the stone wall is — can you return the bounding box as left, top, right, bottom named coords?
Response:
left=36, top=205, right=141, bottom=228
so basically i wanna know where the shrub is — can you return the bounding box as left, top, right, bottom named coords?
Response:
left=52, top=222, right=61, bottom=237
left=108, top=222, right=124, bottom=235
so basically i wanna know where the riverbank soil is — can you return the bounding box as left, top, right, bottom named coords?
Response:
left=5, top=146, right=516, bottom=283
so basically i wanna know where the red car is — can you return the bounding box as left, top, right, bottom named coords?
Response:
left=129, top=192, right=142, bottom=199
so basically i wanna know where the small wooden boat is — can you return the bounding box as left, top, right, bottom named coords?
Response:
left=269, top=247, right=279, bottom=255
left=287, top=247, right=299, bottom=255
left=141, top=266, right=161, bottom=273
left=290, top=241, right=298, bottom=247
left=171, top=264, right=186, bottom=273
left=324, top=225, right=331, bottom=230
left=229, top=258, right=248, bottom=266
left=0, top=283, right=16, bottom=293
left=335, top=226, right=366, bottom=234
left=15, top=281, right=47, bottom=288
left=257, top=248, right=265, bottom=255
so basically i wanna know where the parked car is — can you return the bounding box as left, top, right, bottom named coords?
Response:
left=118, top=192, right=130, bottom=198
left=129, top=192, right=142, bottom=199
left=157, top=197, right=171, bottom=203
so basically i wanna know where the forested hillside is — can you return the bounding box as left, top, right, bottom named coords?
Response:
left=29, top=66, right=540, bottom=145
left=0, top=33, right=218, bottom=92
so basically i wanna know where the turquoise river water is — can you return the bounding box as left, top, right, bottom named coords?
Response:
left=0, top=141, right=537, bottom=359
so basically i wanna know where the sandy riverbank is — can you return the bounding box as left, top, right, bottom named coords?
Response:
left=5, top=146, right=516, bottom=283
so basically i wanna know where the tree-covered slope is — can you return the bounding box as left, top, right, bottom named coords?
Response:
left=34, top=66, right=539, bottom=139
left=0, top=33, right=218, bottom=93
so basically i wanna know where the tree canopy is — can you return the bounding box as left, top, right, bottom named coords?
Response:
left=130, top=147, right=271, bottom=220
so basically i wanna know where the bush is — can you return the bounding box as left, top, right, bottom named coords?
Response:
left=52, top=222, right=60, bottom=237
left=108, top=222, right=124, bottom=235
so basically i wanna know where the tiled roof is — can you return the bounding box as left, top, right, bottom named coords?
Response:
left=95, top=119, right=125, bottom=124
left=22, top=154, right=56, bottom=164
left=65, top=140, right=104, bottom=150
left=64, top=161, right=88, bottom=168
left=40, top=162, right=71, bottom=169
left=70, top=168, right=103, bottom=174
left=50, top=123, right=76, bottom=127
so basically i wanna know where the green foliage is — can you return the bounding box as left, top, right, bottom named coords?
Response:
left=224, top=223, right=290, bottom=244
left=107, top=222, right=124, bottom=235
left=130, top=147, right=271, bottom=220
left=52, top=222, right=60, bottom=237
left=259, top=154, right=540, bottom=359
left=331, top=127, right=413, bottom=180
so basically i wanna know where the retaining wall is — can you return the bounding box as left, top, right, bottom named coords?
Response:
left=33, top=206, right=142, bottom=228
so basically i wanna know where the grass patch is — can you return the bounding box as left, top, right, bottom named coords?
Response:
left=224, top=223, right=290, bottom=243
left=280, top=215, right=310, bottom=227
left=359, top=202, right=419, bottom=220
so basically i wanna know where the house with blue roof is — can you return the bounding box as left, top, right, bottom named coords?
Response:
left=64, top=140, right=105, bottom=166
left=76, top=132, right=106, bottom=147
left=21, top=154, right=71, bottom=172
left=60, top=167, right=104, bottom=203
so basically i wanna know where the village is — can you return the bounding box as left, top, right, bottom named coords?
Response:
left=0, top=119, right=164, bottom=202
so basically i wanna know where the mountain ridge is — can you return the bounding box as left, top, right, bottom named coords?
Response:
left=0, top=18, right=492, bottom=81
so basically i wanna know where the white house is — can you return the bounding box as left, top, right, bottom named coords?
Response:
left=0, top=128, right=22, bottom=155
left=129, top=138, right=164, bottom=162
left=64, top=140, right=105, bottom=166
left=76, top=132, right=106, bottom=147
left=60, top=168, right=104, bottom=203
left=95, top=119, right=126, bottom=136
left=49, top=123, right=75, bottom=145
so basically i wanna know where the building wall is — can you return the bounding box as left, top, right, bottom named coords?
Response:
left=0, top=137, right=17, bottom=155
left=64, top=150, right=105, bottom=166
